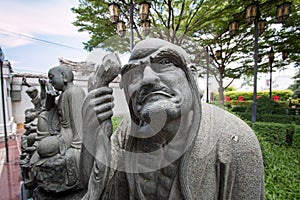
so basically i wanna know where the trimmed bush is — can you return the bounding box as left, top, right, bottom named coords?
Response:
left=243, top=121, right=300, bottom=147
left=225, top=90, right=293, bottom=101
left=247, top=96, right=286, bottom=115
left=237, top=112, right=300, bottom=125
left=294, top=126, right=300, bottom=149
left=251, top=122, right=288, bottom=146
left=231, top=105, right=248, bottom=112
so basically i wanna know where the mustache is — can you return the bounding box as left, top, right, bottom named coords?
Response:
left=136, top=84, right=174, bottom=104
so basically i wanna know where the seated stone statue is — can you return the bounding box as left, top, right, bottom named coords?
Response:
left=27, top=65, right=86, bottom=196
left=80, top=38, right=265, bottom=199
left=20, top=78, right=48, bottom=189
left=21, top=77, right=46, bottom=135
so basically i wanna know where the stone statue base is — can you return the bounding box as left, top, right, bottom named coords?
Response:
left=33, top=187, right=86, bottom=200
left=31, top=152, right=81, bottom=193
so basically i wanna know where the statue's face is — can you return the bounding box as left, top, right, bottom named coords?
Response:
left=122, top=54, right=193, bottom=123
left=48, top=69, right=64, bottom=91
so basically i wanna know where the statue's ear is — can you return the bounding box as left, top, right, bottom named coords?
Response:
left=61, top=72, right=68, bottom=84
left=188, top=63, right=197, bottom=74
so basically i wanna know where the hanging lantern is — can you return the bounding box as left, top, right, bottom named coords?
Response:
left=215, top=50, right=222, bottom=60
left=245, top=3, right=258, bottom=24
left=108, top=3, right=120, bottom=23
left=257, top=54, right=262, bottom=63
left=277, top=2, right=292, bottom=23
left=142, top=20, right=151, bottom=36
left=282, top=51, right=289, bottom=60
left=258, top=19, right=266, bottom=35
left=139, top=1, right=150, bottom=21
left=116, top=21, right=126, bottom=37
left=268, top=47, right=274, bottom=63
left=229, top=20, right=239, bottom=36
left=254, top=54, right=262, bottom=63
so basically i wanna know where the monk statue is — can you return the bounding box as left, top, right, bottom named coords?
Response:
left=80, top=38, right=265, bottom=199
left=27, top=65, right=86, bottom=197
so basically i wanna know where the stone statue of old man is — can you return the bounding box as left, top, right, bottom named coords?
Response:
left=80, top=38, right=265, bottom=200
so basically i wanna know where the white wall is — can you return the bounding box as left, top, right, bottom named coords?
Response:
left=11, top=74, right=129, bottom=125
left=0, top=63, right=16, bottom=138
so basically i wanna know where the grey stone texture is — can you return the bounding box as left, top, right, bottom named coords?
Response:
left=80, top=38, right=265, bottom=199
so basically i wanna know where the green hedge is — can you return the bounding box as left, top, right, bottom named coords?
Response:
left=294, top=125, right=300, bottom=149
left=244, top=121, right=300, bottom=148
left=252, top=122, right=287, bottom=145
left=225, top=90, right=293, bottom=101
left=225, top=100, right=290, bottom=108
left=238, top=112, right=300, bottom=125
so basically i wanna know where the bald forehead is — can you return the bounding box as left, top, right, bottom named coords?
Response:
left=49, top=66, right=70, bottom=73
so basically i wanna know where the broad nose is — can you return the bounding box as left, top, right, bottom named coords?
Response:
left=142, top=65, right=160, bottom=85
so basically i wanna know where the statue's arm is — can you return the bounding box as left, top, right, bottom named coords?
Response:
left=39, top=78, right=47, bottom=101
left=80, top=53, right=121, bottom=198
left=44, top=83, right=58, bottom=111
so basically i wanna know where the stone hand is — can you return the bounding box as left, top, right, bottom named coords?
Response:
left=88, top=52, right=121, bottom=91
left=82, top=87, right=114, bottom=124
left=46, top=83, right=58, bottom=97
left=38, top=78, right=47, bottom=86
left=21, top=77, right=31, bottom=87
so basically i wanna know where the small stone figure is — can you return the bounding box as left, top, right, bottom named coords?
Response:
left=20, top=77, right=47, bottom=190
left=81, top=38, right=265, bottom=199
left=21, top=77, right=46, bottom=135
left=20, top=66, right=86, bottom=199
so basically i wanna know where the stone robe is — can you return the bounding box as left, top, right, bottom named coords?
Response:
left=83, top=102, right=264, bottom=200
left=31, top=84, right=85, bottom=192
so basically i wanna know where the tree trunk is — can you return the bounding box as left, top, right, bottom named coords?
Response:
left=218, top=76, right=225, bottom=105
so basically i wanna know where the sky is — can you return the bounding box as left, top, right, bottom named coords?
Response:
left=0, top=0, right=93, bottom=74
left=0, top=0, right=295, bottom=90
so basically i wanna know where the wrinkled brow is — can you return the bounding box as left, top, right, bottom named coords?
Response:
left=121, top=48, right=186, bottom=75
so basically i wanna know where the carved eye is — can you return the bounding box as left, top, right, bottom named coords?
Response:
left=158, top=58, right=172, bottom=65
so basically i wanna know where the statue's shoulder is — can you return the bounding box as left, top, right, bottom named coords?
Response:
left=201, top=103, right=260, bottom=152
left=65, top=85, right=86, bottom=96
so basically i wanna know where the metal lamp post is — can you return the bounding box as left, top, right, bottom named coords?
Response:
left=205, top=47, right=210, bottom=103
left=108, top=1, right=150, bottom=52
left=245, top=3, right=261, bottom=123
left=268, top=47, right=274, bottom=99
left=229, top=1, right=291, bottom=123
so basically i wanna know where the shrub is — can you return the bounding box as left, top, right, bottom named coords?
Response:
left=247, top=96, right=286, bottom=115
left=225, top=90, right=293, bottom=101
left=231, top=105, right=248, bottom=112
left=294, top=126, right=300, bottom=149
left=237, top=112, right=300, bottom=125
left=252, top=122, right=287, bottom=146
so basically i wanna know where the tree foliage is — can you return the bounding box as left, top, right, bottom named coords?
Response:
left=72, top=0, right=300, bottom=103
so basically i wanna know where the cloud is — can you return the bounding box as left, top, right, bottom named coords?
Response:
left=0, top=0, right=89, bottom=48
